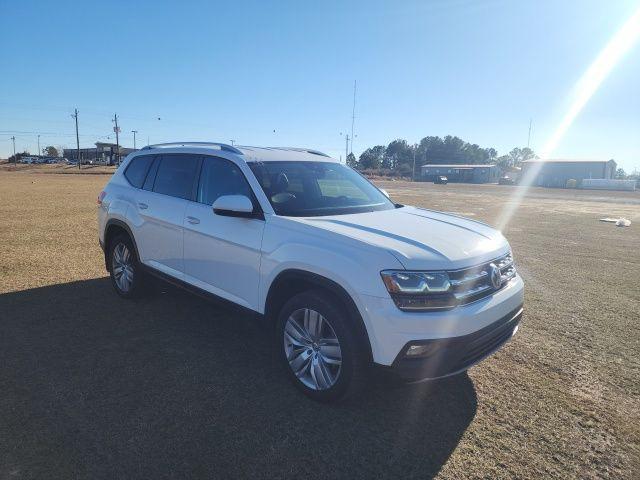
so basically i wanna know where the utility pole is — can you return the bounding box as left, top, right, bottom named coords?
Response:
left=527, top=118, right=532, bottom=149
left=11, top=136, right=16, bottom=162
left=113, top=113, right=120, bottom=165
left=71, top=109, right=80, bottom=170
left=37, top=135, right=41, bottom=158
left=345, top=134, right=350, bottom=163
left=350, top=80, right=357, bottom=154
left=131, top=130, right=138, bottom=150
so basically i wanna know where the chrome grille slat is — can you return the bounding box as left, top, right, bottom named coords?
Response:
left=448, top=252, right=516, bottom=305
left=454, top=284, right=493, bottom=300
left=500, top=266, right=516, bottom=283
left=495, top=257, right=513, bottom=270
left=449, top=270, right=488, bottom=286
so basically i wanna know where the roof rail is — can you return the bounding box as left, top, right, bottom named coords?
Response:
left=263, top=146, right=330, bottom=158
left=141, top=142, right=243, bottom=155
left=300, top=148, right=331, bottom=158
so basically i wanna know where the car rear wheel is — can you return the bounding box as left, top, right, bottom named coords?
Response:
left=276, top=289, right=369, bottom=402
left=108, top=233, right=145, bottom=298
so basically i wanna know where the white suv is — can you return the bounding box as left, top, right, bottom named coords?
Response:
left=98, top=142, right=524, bottom=402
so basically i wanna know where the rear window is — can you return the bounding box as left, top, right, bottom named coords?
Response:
left=124, top=155, right=154, bottom=188
left=152, top=154, right=200, bottom=200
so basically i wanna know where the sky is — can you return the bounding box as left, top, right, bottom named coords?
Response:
left=1, top=0, right=639, bottom=172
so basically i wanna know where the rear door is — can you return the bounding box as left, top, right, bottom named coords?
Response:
left=134, top=153, right=200, bottom=279
left=183, top=156, right=265, bottom=310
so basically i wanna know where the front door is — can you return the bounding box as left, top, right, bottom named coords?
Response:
left=183, top=156, right=265, bottom=310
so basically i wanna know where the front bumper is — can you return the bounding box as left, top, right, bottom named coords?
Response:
left=359, top=274, right=524, bottom=365
left=389, top=306, right=522, bottom=381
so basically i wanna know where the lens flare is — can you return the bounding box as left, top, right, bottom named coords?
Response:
left=496, top=7, right=640, bottom=231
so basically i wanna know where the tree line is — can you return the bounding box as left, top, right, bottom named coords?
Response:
left=7, top=146, right=59, bottom=162
left=346, top=135, right=536, bottom=177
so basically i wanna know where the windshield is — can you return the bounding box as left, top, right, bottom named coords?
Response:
left=248, top=161, right=395, bottom=217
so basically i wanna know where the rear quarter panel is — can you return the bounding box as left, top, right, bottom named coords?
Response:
left=98, top=164, right=135, bottom=245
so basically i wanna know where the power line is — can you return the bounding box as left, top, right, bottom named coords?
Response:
left=0, top=100, right=152, bottom=122
left=0, top=130, right=111, bottom=138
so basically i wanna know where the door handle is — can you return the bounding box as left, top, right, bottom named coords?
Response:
left=138, top=202, right=148, bottom=210
left=186, top=216, right=200, bottom=225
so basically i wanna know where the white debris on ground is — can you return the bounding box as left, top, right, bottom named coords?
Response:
left=599, top=217, right=631, bottom=227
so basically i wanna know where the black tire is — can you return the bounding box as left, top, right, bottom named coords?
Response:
left=107, top=233, right=146, bottom=299
left=276, top=289, right=370, bottom=402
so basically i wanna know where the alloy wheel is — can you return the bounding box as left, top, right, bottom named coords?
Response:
left=112, top=242, right=134, bottom=293
left=284, top=308, right=342, bottom=390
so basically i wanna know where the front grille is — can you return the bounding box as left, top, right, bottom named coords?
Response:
left=457, top=318, right=518, bottom=367
left=448, top=252, right=516, bottom=305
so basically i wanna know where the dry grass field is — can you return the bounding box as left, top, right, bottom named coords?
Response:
left=1, top=168, right=638, bottom=479
left=0, top=162, right=116, bottom=176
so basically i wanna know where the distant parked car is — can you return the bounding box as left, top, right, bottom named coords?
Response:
left=498, top=176, right=515, bottom=185
left=434, top=176, right=448, bottom=184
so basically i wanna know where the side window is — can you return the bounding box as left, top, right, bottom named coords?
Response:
left=124, top=155, right=155, bottom=188
left=152, top=154, right=200, bottom=200
left=142, top=156, right=159, bottom=191
left=197, top=157, right=253, bottom=206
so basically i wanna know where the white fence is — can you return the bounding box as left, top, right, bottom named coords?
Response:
left=581, top=179, right=636, bottom=191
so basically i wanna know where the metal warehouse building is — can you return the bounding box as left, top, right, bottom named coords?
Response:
left=521, top=159, right=617, bottom=188
left=421, top=164, right=500, bottom=183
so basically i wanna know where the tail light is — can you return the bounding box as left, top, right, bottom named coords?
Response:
left=97, top=191, right=107, bottom=205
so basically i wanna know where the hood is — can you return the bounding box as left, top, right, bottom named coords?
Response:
left=293, top=206, right=509, bottom=270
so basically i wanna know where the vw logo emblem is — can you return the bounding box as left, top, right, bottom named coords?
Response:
left=489, top=263, right=502, bottom=289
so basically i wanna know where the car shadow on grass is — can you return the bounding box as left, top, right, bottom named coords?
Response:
left=0, top=277, right=477, bottom=480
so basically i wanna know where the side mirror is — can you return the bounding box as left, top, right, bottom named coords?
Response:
left=380, top=188, right=390, bottom=198
left=212, top=195, right=256, bottom=218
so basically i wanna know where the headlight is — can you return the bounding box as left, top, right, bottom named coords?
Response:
left=381, top=271, right=451, bottom=294
left=380, top=270, right=455, bottom=311
left=380, top=252, right=517, bottom=312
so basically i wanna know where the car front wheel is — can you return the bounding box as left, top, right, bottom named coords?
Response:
left=276, top=289, right=369, bottom=402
